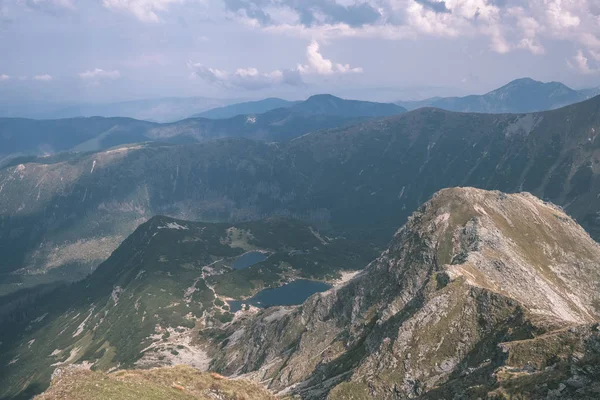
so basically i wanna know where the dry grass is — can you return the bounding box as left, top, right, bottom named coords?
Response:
left=35, top=365, right=276, bottom=400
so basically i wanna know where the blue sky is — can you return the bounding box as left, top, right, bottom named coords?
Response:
left=1, top=0, right=600, bottom=103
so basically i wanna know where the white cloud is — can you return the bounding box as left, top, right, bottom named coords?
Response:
left=188, top=63, right=301, bottom=90
left=79, top=68, right=121, bottom=80
left=298, top=41, right=363, bottom=75
left=101, top=0, right=182, bottom=22
left=545, top=0, right=580, bottom=30
left=32, top=74, right=53, bottom=81
left=190, top=40, right=362, bottom=90
left=227, top=0, right=600, bottom=58
left=0, top=74, right=10, bottom=81
left=568, top=50, right=600, bottom=75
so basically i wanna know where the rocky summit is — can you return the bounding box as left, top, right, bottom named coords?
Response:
left=207, top=188, right=600, bottom=399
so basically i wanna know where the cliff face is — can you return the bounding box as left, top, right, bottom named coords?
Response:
left=210, top=188, right=600, bottom=399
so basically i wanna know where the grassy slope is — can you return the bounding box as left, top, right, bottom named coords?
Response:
left=35, top=365, right=276, bottom=400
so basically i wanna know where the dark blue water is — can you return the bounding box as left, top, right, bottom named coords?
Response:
left=232, top=251, right=268, bottom=270
left=228, top=279, right=332, bottom=312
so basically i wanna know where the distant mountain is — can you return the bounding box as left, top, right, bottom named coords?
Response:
left=0, top=117, right=156, bottom=161
left=191, top=98, right=298, bottom=119
left=0, top=95, right=406, bottom=161
left=193, top=95, right=406, bottom=120
left=2, top=96, right=600, bottom=295
left=578, top=86, right=600, bottom=99
left=0, top=113, right=363, bottom=161
left=294, top=94, right=406, bottom=117
left=398, top=78, right=597, bottom=113
left=0, top=97, right=239, bottom=123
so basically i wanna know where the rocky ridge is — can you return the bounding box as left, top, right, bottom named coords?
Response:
left=208, top=188, right=600, bottom=399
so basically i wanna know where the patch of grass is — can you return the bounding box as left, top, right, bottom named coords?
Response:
left=35, top=365, right=276, bottom=400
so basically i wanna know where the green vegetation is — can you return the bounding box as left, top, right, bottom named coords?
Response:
left=0, top=215, right=371, bottom=399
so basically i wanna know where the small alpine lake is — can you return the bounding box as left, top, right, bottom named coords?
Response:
left=228, top=279, right=332, bottom=312
left=232, top=251, right=268, bottom=270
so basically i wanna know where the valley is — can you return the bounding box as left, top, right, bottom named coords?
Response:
left=2, top=94, right=600, bottom=295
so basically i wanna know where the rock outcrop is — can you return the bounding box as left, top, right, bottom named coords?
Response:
left=211, top=188, right=600, bottom=399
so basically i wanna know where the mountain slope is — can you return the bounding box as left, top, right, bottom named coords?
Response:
left=3, top=95, right=600, bottom=292
left=191, top=98, right=298, bottom=119
left=209, top=188, right=600, bottom=399
left=0, top=117, right=156, bottom=161
left=0, top=112, right=360, bottom=161
left=398, top=78, right=591, bottom=113
left=0, top=216, right=374, bottom=399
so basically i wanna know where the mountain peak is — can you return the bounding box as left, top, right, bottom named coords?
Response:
left=492, top=77, right=573, bottom=94
left=305, top=94, right=342, bottom=102
left=396, top=187, right=600, bottom=326
left=294, top=94, right=406, bottom=116
left=504, top=77, right=539, bottom=86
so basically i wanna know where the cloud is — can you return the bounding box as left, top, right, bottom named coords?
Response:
left=79, top=68, right=121, bottom=80
left=101, top=0, right=182, bottom=22
left=0, top=74, right=10, bottom=81
left=32, top=74, right=53, bottom=81
left=22, top=0, right=75, bottom=13
left=190, top=40, right=361, bottom=90
left=224, top=0, right=600, bottom=58
left=298, top=40, right=363, bottom=75
left=188, top=63, right=301, bottom=90
left=568, top=50, right=600, bottom=75
left=414, top=0, right=450, bottom=14
left=224, top=0, right=381, bottom=28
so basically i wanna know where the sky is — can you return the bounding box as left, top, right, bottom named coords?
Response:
left=1, top=0, right=600, bottom=104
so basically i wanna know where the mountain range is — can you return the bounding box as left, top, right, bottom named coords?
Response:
left=2, top=94, right=600, bottom=295
left=3, top=78, right=597, bottom=123
left=193, top=79, right=600, bottom=120
left=0, top=95, right=405, bottom=162
left=398, top=78, right=600, bottom=114
left=0, top=97, right=239, bottom=123
left=191, top=98, right=298, bottom=119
